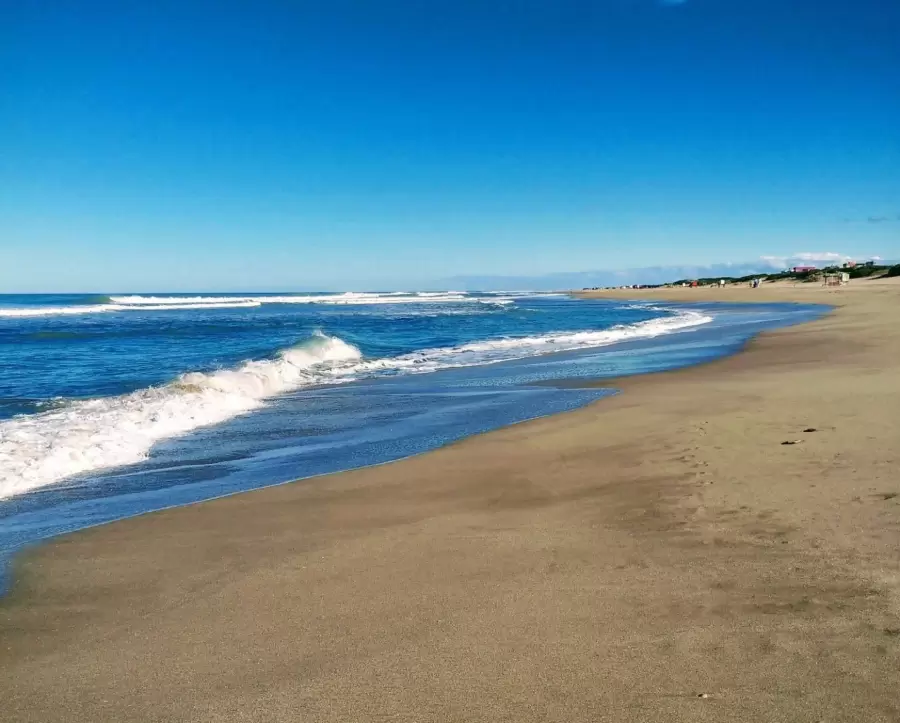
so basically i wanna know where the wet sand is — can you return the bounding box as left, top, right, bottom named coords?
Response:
left=2, top=279, right=899, bottom=722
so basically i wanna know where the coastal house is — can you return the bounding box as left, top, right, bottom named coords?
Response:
left=792, top=265, right=817, bottom=273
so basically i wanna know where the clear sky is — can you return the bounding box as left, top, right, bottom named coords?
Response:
left=2, top=0, right=898, bottom=291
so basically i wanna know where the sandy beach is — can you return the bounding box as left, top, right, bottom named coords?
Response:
left=2, top=279, right=899, bottom=722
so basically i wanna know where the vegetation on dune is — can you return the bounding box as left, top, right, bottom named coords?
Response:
left=666, top=264, right=895, bottom=288
left=589, top=263, right=897, bottom=290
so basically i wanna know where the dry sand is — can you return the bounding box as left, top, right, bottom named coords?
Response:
left=2, top=278, right=899, bottom=722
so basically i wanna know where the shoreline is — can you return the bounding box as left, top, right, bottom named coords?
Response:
left=0, top=386, right=613, bottom=596
left=2, top=280, right=899, bottom=722
left=0, top=297, right=809, bottom=577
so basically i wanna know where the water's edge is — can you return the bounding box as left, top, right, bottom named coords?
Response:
left=0, top=300, right=831, bottom=597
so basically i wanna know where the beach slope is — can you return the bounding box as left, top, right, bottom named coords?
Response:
left=2, top=280, right=899, bottom=722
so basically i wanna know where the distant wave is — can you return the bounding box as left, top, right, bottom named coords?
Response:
left=0, top=304, right=114, bottom=318
left=0, top=301, right=262, bottom=317
left=0, top=292, right=512, bottom=318
left=0, top=309, right=710, bottom=499
left=351, top=308, right=712, bottom=374
left=108, top=292, right=513, bottom=306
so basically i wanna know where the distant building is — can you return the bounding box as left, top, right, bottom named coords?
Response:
left=792, top=265, right=817, bottom=273
left=843, top=260, right=857, bottom=268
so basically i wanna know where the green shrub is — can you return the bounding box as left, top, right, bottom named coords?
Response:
left=886, top=265, right=900, bottom=278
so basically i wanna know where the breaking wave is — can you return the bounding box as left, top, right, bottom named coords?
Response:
left=107, top=293, right=512, bottom=306
left=0, top=310, right=710, bottom=499
left=0, top=292, right=512, bottom=318
left=0, top=333, right=361, bottom=499
left=352, top=309, right=712, bottom=374
left=0, top=301, right=262, bottom=317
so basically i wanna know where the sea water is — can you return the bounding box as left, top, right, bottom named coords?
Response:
left=0, top=291, right=825, bottom=576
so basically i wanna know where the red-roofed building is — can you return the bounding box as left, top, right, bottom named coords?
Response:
left=792, top=265, right=817, bottom=273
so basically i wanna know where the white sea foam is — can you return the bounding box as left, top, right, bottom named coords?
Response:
left=0, top=333, right=362, bottom=499
left=114, top=301, right=263, bottom=311
left=352, top=309, right=712, bottom=374
left=0, top=292, right=511, bottom=318
left=0, top=304, right=115, bottom=318
left=0, top=301, right=262, bottom=317
left=109, top=292, right=508, bottom=306
left=0, top=310, right=711, bottom=499
left=109, top=295, right=266, bottom=305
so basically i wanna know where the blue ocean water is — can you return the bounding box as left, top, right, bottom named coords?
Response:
left=0, top=291, right=825, bottom=578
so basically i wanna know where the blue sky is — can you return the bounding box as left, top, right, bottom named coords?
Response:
left=2, top=0, right=898, bottom=291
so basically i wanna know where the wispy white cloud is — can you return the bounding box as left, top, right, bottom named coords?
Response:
left=761, top=252, right=853, bottom=269
left=792, top=252, right=851, bottom=263
left=839, top=213, right=899, bottom=224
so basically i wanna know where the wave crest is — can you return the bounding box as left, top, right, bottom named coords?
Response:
left=0, top=333, right=362, bottom=499
left=108, top=292, right=509, bottom=306
left=0, top=310, right=711, bottom=499
left=0, top=292, right=513, bottom=318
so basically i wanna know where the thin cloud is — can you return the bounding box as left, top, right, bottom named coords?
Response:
left=792, top=252, right=850, bottom=263
left=839, top=214, right=900, bottom=223
left=760, top=252, right=853, bottom=269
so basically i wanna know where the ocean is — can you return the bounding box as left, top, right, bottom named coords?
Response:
left=0, top=291, right=825, bottom=577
